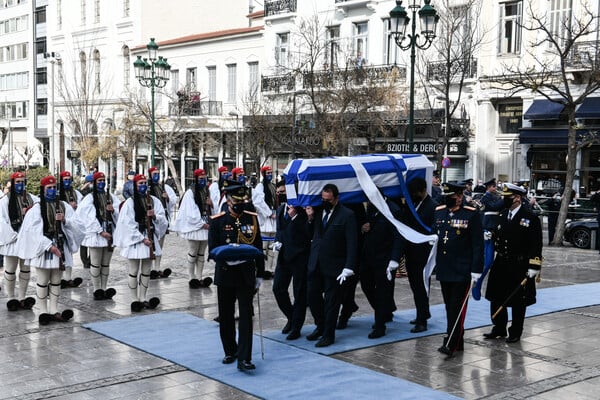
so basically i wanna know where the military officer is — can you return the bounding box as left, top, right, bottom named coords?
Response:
left=208, top=181, right=265, bottom=372
left=58, top=170, right=84, bottom=288
left=433, top=182, right=484, bottom=358
left=484, top=183, right=543, bottom=343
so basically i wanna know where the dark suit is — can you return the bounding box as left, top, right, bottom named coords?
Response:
left=485, top=205, right=542, bottom=338
left=307, top=204, right=357, bottom=342
left=272, top=204, right=311, bottom=334
left=208, top=210, right=264, bottom=363
left=434, top=204, right=484, bottom=352
left=402, top=195, right=435, bottom=325
left=360, top=201, right=402, bottom=330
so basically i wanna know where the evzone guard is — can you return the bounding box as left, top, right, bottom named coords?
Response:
left=0, top=171, right=39, bottom=311
left=76, top=172, right=121, bottom=300
left=113, top=174, right=168, bottom=312
left=147, top=166, right=178, bottom=279
left=171, top=168, right=214, bottom=288
left=16, top=176, right=85, bottom=325
left=58, top=170, right=84, bottom=288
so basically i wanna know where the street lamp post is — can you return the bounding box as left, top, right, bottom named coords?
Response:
left=389, top=0, right=439, bottom=152
left=133, top=38, right=170, bottom=166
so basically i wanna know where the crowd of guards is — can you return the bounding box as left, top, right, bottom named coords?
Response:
left=0, top=165, right=542, bottom=371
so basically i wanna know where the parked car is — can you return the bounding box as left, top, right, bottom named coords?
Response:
left=564, top=218, right=598, bottom=249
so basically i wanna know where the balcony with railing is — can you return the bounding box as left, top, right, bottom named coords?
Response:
left=261, top=74, right=296, bottom=93
left=265, top=0, right=297, bottom=17
left=301, top=64, right=405, bottom=89
left=426, top=59, right=478, bottom=81
left=168, top=100, right=222, bottom=117
left=566, top=40, right=600, bottom=70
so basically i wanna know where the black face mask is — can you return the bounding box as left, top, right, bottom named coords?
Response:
left=503, top=196, right=514, bottom=209
left=444, top=196, right=458, bottom=209
left=277, top=193, right=287, bottom=204
left=322, top=200, right=334, bottom=212
left=231, top=203, right=245, bottom=215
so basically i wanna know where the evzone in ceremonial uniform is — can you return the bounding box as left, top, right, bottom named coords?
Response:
left=76, top=172, right=121, bottom=300
left=147, top=166, right=178, bottom=279
left=0, top=171, right=39, bottom=311
left=171, top=168, right=215, bottom=288
left=484, top=183, right=543, bottom=343
left=209, top=166, right=230, bottom=214
left=58, top=170, right=84, bottom=288
left=433, top=182, right=483, bottom=358
left=208, top=181, right=265, bottom=371
left=113, top=174, right=168, bottom=312
left=16, top=176, right=85, bottom=325
left=252, top=166, right=277, bottom=276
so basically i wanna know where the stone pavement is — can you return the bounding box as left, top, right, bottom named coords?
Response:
left=0, top=232, right=599, bottom=399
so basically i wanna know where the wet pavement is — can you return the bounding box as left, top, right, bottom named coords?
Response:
left=0, top=228, right=599, bottom=399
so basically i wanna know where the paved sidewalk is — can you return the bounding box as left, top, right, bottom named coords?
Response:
left=0, top=233, right=599, bottom=399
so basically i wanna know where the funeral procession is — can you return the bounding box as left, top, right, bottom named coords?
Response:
left=2, top=0, right=600, bottom=399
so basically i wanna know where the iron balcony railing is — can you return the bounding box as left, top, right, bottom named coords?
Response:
left=168, top=101, right=222, bottom=116
left=426, top=59, right=478, bottom=81
left=265, top=0, right=297, bottom=17
left=301, top=64, right=405, bottom=89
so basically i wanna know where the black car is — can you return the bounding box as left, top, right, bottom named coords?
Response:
left=564, top=218, right=598, bottom=249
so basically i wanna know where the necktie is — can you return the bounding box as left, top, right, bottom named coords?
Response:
left=284, top=205, right=290, bottom=220
left=322, top=210, right=330, bottom=228
left=508, top=211, right=513, bottom=221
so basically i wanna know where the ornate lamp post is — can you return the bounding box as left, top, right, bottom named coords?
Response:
left=133, top=38, right=171, bottom=166
left=390, top=0, right=439, bottom=151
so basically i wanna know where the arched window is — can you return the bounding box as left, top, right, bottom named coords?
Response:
left=93, top=49, right=100, bottom=94
left=122, top=45, right=130, bottom=90
left=79, top=51, right=87, bottom=94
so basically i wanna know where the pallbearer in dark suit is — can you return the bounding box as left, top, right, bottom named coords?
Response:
left=433, top=182, right=484, bottom=358
left=305, top=184, right=357, bottom=348
left=403, top=177, right=435, bottom=333
left=272, top=181, right=311, bottom=340
left=208, top=181, right=265, bottom=371
left=359, top=196, right=403, bottom=339
left=484, top=183, right=543, bottom=343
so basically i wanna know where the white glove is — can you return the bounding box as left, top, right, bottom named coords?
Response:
left=471, top=272, right=482, bottom=284
left=272, top=241, right=282, bottom=251
left=386, top=260, right=399, bottom=281
left=526, top=269, right=539, bottom=279
left=483, top=231, right=492, bottom=240
left=255, top=277, right=263, bottom=290
left=336, top=268, right=355, bottom=284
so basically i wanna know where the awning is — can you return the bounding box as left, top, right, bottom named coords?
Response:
left=576, top=97, right=600, bottom=119
left=523, top=100, right=565, bottom=120
left=519, top=128, right=568, bottom=144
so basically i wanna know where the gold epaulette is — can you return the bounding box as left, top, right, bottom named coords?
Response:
left=464, top=205, right=477, bottom=211
left=210, top=212, right=225, bottom=219
left=529, top=257, right=542, bottom=266
left=435, top=205, right=447, bottom=211
left=243, top=210, right=258, bottom=216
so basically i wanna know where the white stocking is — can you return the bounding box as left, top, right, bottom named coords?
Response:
left=100, top=265, right=110, bottom=289
left=3, top=255, right=18, bottom=298
left=18, top=261, right=31, bottom=300
left=36, top=268, right=51, bottom=314
left=187, top=240, right=200, bottom=279
left=89, top=263, right=101, bottom=290
left=49, top=269, right=62, bottom=314
left=63, top=267, right=72, bottom=281
left=128, top=260, right=140, bottom=301
left=196, top=241, right=208, bottom=278
left=138, top=260, right=152, bottom=302
left=152, top=236, right=166, bottom=272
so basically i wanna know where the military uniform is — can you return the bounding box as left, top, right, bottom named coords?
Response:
left=208, top=182, right=265, bottom=371
left=485, top=183, right=542, bottom=342
left=433, top=182, right=484, bottom=356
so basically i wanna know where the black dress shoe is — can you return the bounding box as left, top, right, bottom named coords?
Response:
left=315, top=337, right=334, bottom=347
left=368, top=329, right=386, bottom=339
left=409, top=319, right=417, bottom=325
left=93, top=289, right=105, bottom=300
left=222, top=355, right=236, bottom=364
left=306, top=328, right=323, bottom=341
left=437, top=345, right=454, bottom=358
left=282, top=320, right=292, bottom=334
left=238, top=360, right=256, bottom=371
left=336, top=316, right=349, bottom=330
left=483, top=331, right=507, bottom=339
left=410, top=324, right=427, bottom=333
left=286, top=331, right=301, bottom=340
left=505, top=336, right=521, bottom=343
left=104, top=288, right=117, bottom=299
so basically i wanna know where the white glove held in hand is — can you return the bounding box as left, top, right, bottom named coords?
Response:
left=255, top=277, right=263, bottom=290
left=471, top=272, right=482, bottom=284
left=272, top=241, right=282, bottom=251
left=336, top=268, right=354, bottom=284
left=386, top=260, right=399, bottom=281
left=526, top=269, right=539, bottom=278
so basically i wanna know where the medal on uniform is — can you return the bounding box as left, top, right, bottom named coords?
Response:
left=456, top=230, right=461, bottom=235
left=226, top=238, right=231, bottom=243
